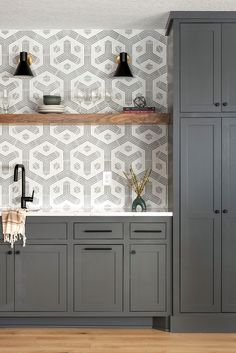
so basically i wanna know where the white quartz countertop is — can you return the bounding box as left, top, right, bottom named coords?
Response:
left=0, top=208, right=173, bottom=217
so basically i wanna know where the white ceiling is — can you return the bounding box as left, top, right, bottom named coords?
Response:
left=2, top=0, right=236, bottom=29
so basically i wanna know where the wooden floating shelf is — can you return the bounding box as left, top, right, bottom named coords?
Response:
left=0, top=112, right=170, bottom=125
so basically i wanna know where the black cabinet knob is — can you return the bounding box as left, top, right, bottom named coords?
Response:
left=214, top=102, right=220, bottom=107
left=214, top=210, right=220, bottom=214
left=15, top=250, right=20, bottom=255
left=223, top=209, right=229, bottom=214
left=130, top=250, right=136, bottom=255
left=222, top=102, right=228, bottom=106
left=7, top=250, right=12, bottom=255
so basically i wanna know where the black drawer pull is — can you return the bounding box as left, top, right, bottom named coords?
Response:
left=130, top=250, right=136, bottom=255
left=222, top=102, right=228, bottom=106
left=15, top=250, right=20, bottom=255
left=84, top=247, right=112, bottom=251
left=7, top=250, right=12, bottom=255
left=84, top=230, right=112, bottom=233
left=133, top=230, right=162, bottom=233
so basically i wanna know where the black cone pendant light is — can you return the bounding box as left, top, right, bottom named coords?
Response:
left=114, top=52, right=133, bottom=77
left=14, top=52, right=34, bottom=77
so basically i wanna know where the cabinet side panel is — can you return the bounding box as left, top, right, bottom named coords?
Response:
left=222, top=119, right=236, bottom=311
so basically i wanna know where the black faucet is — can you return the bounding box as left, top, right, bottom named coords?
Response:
left=13, top=164, right=34, bottom=209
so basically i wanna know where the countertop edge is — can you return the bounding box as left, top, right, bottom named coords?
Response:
left=0, top=211, right=173, bottom=217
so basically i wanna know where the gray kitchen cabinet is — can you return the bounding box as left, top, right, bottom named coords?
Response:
left=74, top=244, right=123, bottom=312
left=180, top=22, right=236, bottom=113
left=74, top=222, right=123, bottom=239
left=26, top=221, right=68, bottom=240
left=130, top=244, right=166, bottom=312
left=222, top=119, right=236, bottom=312
left=0, top=242, right=67, bottom=313
left=0, top=247, right=14, bottom=311
left=168, top=11, right=236, bottom=331
left=180, top=118, right=221, bottom=312
left=130, top=222, right=166, bottom=240
left=14, top=244, right=67, bottom=312
left=180, top=23, right=221, bottom=113
left=0, top=216, right=171, bottom=327
left=222, top=25, right=236, bottom=112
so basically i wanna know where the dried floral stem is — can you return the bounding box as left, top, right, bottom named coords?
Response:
left=123, top=166, right=151, bottom=196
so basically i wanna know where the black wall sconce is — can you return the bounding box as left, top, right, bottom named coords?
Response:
left=114, top=52, right=133, bottom=77
left=14, top=51, right=34, bottom=77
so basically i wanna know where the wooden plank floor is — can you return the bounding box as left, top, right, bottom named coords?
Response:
left=0, top=328, right=236, bottom=353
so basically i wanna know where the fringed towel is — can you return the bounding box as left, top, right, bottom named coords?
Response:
left=2, top=209, right=27, bottom=248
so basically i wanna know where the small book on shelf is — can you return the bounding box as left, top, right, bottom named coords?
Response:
left=123, top=107, right=156, bottom=113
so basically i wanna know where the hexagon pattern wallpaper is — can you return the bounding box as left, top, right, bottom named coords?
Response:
left=0, top=29, right=168, bottom=210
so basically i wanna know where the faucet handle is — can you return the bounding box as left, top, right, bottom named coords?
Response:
left=30, top=190, right=35, bottom=201
left=25, top=190, right=34, bottom=202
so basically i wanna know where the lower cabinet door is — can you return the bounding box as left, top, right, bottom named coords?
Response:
left=74, top=245, right=123, bottom=312
left=130, top=244, right=166, bottom=312
left=14, top=245, right=67, bottom=312
left=0, top=246, right=14, bottom=311
left=180, top=118, right=221, bottom=313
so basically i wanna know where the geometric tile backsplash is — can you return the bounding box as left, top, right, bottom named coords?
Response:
left=0, top=29, right=167, bottom=114
left=0, top=124, right=168, bottom=210
left=0, top=29, right=168, bottom=210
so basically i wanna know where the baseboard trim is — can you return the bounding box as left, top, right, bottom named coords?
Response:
left=0, top=317, right=153, bottom=327
left=153, top=316, right=170, bottom=331
left=171, top=315, right=236, bottom=332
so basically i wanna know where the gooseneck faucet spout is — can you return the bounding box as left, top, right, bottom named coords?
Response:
left=14, top=164, right=34, bottom=209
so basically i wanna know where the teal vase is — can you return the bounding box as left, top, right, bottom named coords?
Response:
left=132, top=196, right=146, bottom=212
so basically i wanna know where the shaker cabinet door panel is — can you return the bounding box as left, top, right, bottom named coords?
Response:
left=180, top=118, right=221, bottom=312
left=74, top=245, right=123, bottom=312
left=0, top=246, right=14, bottom=311
left=180, top=23, right=221, bottom=113
left=222, top=119, right=236, bottom=311
left=222, top=25, right=236, bottom=112
left=130, top=244, right=166, bottom=312
left=14, top=245, right=67, bottom=312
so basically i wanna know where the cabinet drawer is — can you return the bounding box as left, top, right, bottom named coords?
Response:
left=130, top=223, right=166, bottom=239
left=74, top=222, right=123, bottom=239
left=26, top=222, right=67, bottom=240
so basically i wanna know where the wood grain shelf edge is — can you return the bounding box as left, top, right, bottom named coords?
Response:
left=0, top=113, right=170, bottom=125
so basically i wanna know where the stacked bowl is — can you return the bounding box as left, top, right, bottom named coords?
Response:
left=38, top=95, right=64, bottom=114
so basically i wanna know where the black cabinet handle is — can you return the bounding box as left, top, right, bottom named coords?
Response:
left=222, top=102, right=228, bottom=106
left=84, top=247, right=112, bottom=251
left=214, top=210, right=220, bottom=214
left=214, top=102, right=220, bottom=107
left=7, top=250, right=12, bottom=255
left=134, top=230, right=162, bottom=233
left=15, top=250, right=20, bottom=255
left=130, top=250, right=136, bottom=255
left=84, top=230, right=112, bottom=233
left=223, top=209, right=229, bottom=214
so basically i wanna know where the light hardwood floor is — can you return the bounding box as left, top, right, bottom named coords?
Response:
left=0, top=328, right=235, bottom=353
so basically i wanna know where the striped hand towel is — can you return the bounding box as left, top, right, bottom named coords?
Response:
left=2, top=209, right=27, bottom=248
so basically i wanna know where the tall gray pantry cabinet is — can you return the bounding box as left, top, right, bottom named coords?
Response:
left=167, top=11, right=236, bottom=332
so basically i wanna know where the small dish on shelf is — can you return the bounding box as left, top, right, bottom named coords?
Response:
left=38, top=104, right=65, bottom=114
